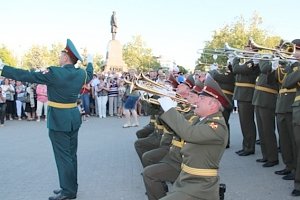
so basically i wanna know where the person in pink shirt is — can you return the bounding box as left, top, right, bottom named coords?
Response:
left=36, top=84, right=48, bottom=122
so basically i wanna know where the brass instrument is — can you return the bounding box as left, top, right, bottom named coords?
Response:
left=140, top=94, right=192, bottom=113
left=130, top=74, right=195, bottom=112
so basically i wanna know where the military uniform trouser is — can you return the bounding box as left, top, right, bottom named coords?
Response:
left=256, top=106, right=278, bottom=162
left=143, top=163, right=180, bottom=200
left=237, top=101, right=257, bottom=152
left=222, top=108, right=231, bottom=147
left=142, top=146, right=170, bottom=168
left=277, top=113, right=296, bottom=171
left=134, top=133, right=161, bottom=163
left=49, top=129, right=78, bottom=197
left=136, top=124, right=155, bottom=139
left=294, top=125, right=300, bottom=190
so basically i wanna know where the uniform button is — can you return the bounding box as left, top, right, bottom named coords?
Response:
left=184, top=142, right=187, bottom=144
left=182, top=155, right=184, bottom=158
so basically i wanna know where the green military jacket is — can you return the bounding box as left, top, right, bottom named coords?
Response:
left=1, top=64, right=93, bottom=131
left=232, top=58, right=260, bottom=102
left=160, top=110, right=199, bottom=171
left=275, top=64, right=296, bottom=113
left=282, top=61, right=300, bottom=125
left=252, top=60, right=279, bottom=109
left=161, top=108, right=227, bottom=199
left=209, top=69, right=235, bottom=104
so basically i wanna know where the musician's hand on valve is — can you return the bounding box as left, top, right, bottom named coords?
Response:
left=87, top=54, right=93, bottom=64
left=271, top=57, right=280, bottom=71
left=158, top=96, right=177, bottom=112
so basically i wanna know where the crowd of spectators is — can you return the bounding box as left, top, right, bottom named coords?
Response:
left=0, top=67, right=192, bottom=127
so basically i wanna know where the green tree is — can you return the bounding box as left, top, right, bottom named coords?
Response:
left=196, top=12, right=281, bottom=69
left=49, top=42, right=64, bottom=66
left=123, top=35, right=160, bottom=72
left=0, top=46, right=17, bottom=66
left=22, top=45, right=50, bottom=70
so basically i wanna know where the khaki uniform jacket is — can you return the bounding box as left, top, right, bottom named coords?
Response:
left=232, top=58, right=260, bottom=102
left=160, top=111, right=199, bottom=171
left=1, top=64, right=93, bottom=131
left=283, top=61, right=300, bottom=125
left=275, top=64, right=296, bottom=113
left=252, top=61, right=279, bottom=109
left=161, top=108, right=227, bottom=199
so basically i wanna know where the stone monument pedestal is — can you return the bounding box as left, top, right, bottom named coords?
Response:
left=103, top=40, right=127, bottom=72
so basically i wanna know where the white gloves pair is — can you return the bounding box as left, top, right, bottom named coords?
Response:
left=271, top=57, right=280, bottom=71
left=87, top=54, right=93, bottom=63
left=0, top=59, right=4, bottom=70
left=158, top=96, right=177, bottom=112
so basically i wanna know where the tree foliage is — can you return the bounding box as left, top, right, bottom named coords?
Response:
left=22, top=45, right=50, bottom=69
left=196, top=12, right=282, bottom=70
left=0, top=46, right=17, bottom=66
left=123, top=35, right=160, bottom=72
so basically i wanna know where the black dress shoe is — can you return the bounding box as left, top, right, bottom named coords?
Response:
left=262, top=160, right=279, bottom=167
left=256, top=158, right=267, bottom=163
left=48, top=194, right=76, bottom=200
left=53, top=189, right=62, bottom=194
left=235, top=149, right=244, bottom=154
left=283, top=173, right=295, bottom=180
left=238, top=151, right=254, bottom=156
left=255, top=140, right=260, bottom=145
left=292, top=189, right=300, bottom=196
left=226, top=144, right=230, bottom=149
left=275, top=169, right=291, bottom=175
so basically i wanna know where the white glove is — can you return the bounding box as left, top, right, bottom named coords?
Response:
left=158, top=96, right=177, bottom=112
left=0, top=59, right=4, bottom=70
left=271, top=57, right=280, bottom=71
left=252, top=54, right=260, bottom=65
left=87, top=54, right=93, bottom=63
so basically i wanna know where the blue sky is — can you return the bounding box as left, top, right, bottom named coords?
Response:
left=1, top=0, right=300, bottom=69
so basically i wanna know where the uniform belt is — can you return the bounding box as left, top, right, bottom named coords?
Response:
left=295, top=95, right=300, bottom=102
left=181, top=163, right=218, bottom=177
left=171, top=139, right=184, bottom=148
left=221, top=89, right=234, bottom=95
left=235, top=82, right=255, bottom=88
left=279, top=88, right=296, bottom=94
left=48, top=101, right=77, bottom=109
left=255, top=85, right=278, bottom=94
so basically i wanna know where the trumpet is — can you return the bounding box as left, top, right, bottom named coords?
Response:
left=140, top=94, right=192, bottom=113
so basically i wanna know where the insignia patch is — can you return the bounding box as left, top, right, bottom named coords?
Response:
left=247, top=63, right=253, bottom=68
left=209, top=122, right=218, bottom=130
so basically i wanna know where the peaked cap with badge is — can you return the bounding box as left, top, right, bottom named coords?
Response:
left=63, top=39, right=83, bottom=64
left=200, top=74, right=232, bottom=109
left=183, top=74, right=195, bottom=89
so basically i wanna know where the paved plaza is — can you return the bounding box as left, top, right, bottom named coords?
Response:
left=0, top=113, right=297, bottom=200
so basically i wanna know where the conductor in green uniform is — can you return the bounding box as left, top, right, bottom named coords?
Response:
left=0, top=39, right=93, bottom=200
